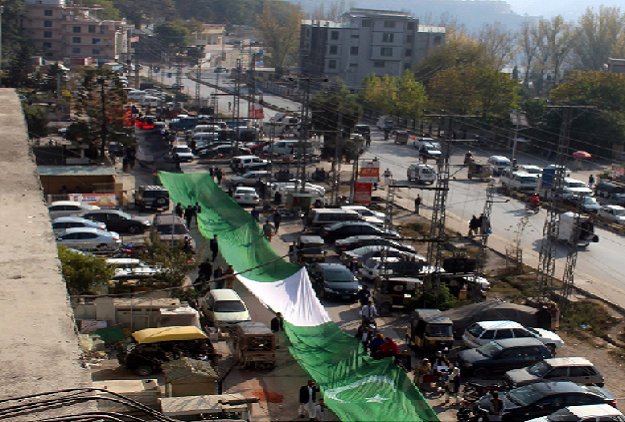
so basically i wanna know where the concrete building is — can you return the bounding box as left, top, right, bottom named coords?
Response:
left=607, top=58, right=625, bottom=74
left=299, top=8, right=445, bottom=88
left=22, top=0, right=128, bottom=63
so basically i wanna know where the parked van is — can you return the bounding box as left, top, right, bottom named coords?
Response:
left=230, top=155, right=269, bottom=173
left=153, top=214, right=192, bottom=247
left=500, top=169, right=539, bottom=192
left=193, top=125, right=221, bottom=135
left=264, top=140, right=312, bottom=156
left=304, top=208, right=361, bottom=231
left=202, top=289, right=251, bottom=330
left=487, top=155, right=511, bottom=175
left=127, top=90, right=148, bottom=101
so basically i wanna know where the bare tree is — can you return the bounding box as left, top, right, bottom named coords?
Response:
left=478, top=23, right=514, bottom=69
left=546, top=15, right=575, bottom=86
left=309, top=0, right=352, bottom=21
left=517, top=20, right=539, bottom=87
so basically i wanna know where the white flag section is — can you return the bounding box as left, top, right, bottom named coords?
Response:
left=237, top=268, right=332, bottom=327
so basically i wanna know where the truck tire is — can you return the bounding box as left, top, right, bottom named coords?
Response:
left=135, top=366, right=154, bottom=376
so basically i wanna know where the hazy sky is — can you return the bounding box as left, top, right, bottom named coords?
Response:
left=505, top=0, right=622, bottom=19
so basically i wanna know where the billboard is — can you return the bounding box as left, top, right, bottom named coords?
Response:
left=354, top=182, right=372, bottom=205
left=69, top=193, right=118, bottom=208
left=359, top=160, right=380, bottom=183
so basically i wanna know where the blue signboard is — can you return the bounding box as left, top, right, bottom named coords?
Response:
left=541, top=168, right=555, bottom=189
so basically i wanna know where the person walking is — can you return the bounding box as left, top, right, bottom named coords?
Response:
left=216, top=168, right=224, bottom=185
left=468, top=215, right=479, bottom=236
left=271, top=312, right=284, bottom=333
left=263, top=220, right=274, bottom=241
left=357, top=285, right=371, bottom=307
left=588, top=174, right=595, bottom=188
left=298, top=380, right=319, bottom=420
left=210, top=235, right=219, bottom=261
left=250, top=207, right=260, bottom=221
left=224, top=265, right=236, bottom=289
left=383, top=168, right=392, bottom=186
left=184, top=205, right=196, bottom=228
left=198, top=258, right=212, bottom=283
left=486, top=391, right=505, bottom=421
left=360, top=300, right=378, bottom=326
left=213, top=265, right=224, bottom=289
left=444, top=364, right=461, bottom=404
left=415, top=358, right=432, bottom=390
left=314, top=398, right=329, bottom=422
left=273, top=209, right=282, bottom=233
left=175, top=203, right=184, bottom=219
left=396, top=350, right=412, bottom=373
left=194, top=202, right=202, bottom=225
left=414, top=195, right=421, bottom=214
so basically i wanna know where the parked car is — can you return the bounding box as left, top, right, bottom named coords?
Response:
left=463, top=320, right=564, bottom=351
left=134, top=185, right=170, bottom=211
left=271, top=180, right=326, bottom=197
left=230, top=155, right=269, bottom=173
left=152, top=214, right=192, bottom=247
left=230, top=170, right=272, bottom=187
left=48, top=200, right=100, bottom=220
left=505, top=357, right=604, bottom=388
left=341, top=205, right=386, bottom=221
left=82, top=210, right=151, bottom=234
left=457, top=337, right=553, bottom=377
left=418, top=142, right=442, bottom=160
left=322, top=222, right=400, bottom=242
left=335, top=235, right=415, bottom=253
left=55, top=227, right=122, bottom=252
left=202, top=289, right=251, bottom=330
left=595, top=181, right=625, bottom=202
left=526, top=404, right=624, bottom=422
left=106, top=258, right=161, bottom=280
left=172, top=145, right=195, bottom=162
left=478, top=381, right=617, bottom=422
left=598, top=205, right=625, bottom=224
left=308, top=263, right=360, bottom=302
left=198, top=145, right=252, bottom=159
left=52, top=216, right=106, bottom=234
left=232, top=187, right=260, bottom=206
left=562, top=195, right=601, bottom=213
left=341, top=245, right=422, bottom=265
left=488, top=155, right=512, bottom=175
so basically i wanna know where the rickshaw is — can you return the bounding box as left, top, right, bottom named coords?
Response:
left=467, top=161, right=494, bottom=180
left=234, top=321, right=276, bottom=369
left=406, top=309, right=454, bottom=354
left=295, top=235, right=326, bottom=264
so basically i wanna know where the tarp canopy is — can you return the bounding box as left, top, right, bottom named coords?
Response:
left=159, top=171, right=438, bottom=422
left=132, top=326, right=207, bottom=344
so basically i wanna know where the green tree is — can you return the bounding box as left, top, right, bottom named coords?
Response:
left=257, top=1, right=303, bottom=71
left=155, top=21, right=191, bottom=54
left=427, top=67, right=519, bottom=118
left=58, top=246, right=114, bottom=295
left=138, top=232, right=200, bottom=287
left=81, top=0, right=121, bottom=20
left=361, top=72, right=428, bottom=120
left=22, top=104, right=49, bottom=139
left=573, top=6, right=625, bottom=71
left=73, top=67, right=132, bottom=159
left=5, top=43, right=33, bottom=88
left=361, top=73, right=396, bottom=115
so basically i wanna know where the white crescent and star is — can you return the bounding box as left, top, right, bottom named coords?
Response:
left=324, top=375, right=396, bottom=403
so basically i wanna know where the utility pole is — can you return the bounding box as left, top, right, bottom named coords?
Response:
left=195, top=60, right=202, bottom=111
left=332, top=111, right=343, bottom=205
left=510, top=111, right=529, bottom=171
left=299, top=79, right=311, bottom=192
left=477, top=178, right=495, bottom=276
left=231, top=58, right=242, bottom=158
left=248, top=53, right=256, bottom=121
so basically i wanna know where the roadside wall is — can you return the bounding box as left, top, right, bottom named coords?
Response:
left=0, top=89, right=93, bottom=418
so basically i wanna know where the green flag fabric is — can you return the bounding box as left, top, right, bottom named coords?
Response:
left=159, top=171, right=439, bottom=422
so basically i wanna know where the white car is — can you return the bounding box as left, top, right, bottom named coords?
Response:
left=202, top=289, right=251, bottom=330
left=106, top=258, right=161, bottom=279
left=56, top=227, right=122, bottom=253
left=598, top=205, right=625, bottom=224
left=463, top=320, right=564, bottom=351
left=341, top=205, right=386, bottom=221
left=519, top=165, right=542, bottom=175
left=52, top=216, right=107, bottom=234
left=270, top=180, right=326, bottom=196
left=172, top=145, right=195, bottom=162
left=232, top=187, right=260, bottom=205
left=48, top=201, right=100, bottom=220
left=526, top=404, right=624, bottom=422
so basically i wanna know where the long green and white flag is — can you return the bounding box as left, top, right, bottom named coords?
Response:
left=160, top=171, right=438, bottom=422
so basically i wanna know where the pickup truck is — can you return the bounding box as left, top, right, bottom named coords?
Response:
left=500, top=169, right=539, bottom=192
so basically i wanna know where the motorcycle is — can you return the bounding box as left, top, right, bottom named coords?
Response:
left=525, top=202, right=540, bottom=214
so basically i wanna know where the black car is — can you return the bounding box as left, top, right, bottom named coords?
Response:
left=198, top=145, right=252, bottom=159
left=308, top=263, right=360, bottom=302
left=322, top=222, right=400, bottom=243
left=134, top=185, right=170, bottom=211
left=457, top=338, right=552, bottom=377
left=478, top=381, right=616, bottom=422
left=82, top=210, right=151, bottom=234
left=334, top=235, right=415, bottom=253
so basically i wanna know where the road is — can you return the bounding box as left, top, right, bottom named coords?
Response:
left=361, top=129, right=625, bottom=308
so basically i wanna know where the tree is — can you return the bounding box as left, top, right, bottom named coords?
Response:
left=573, top=6, right=625, bottom=71
left=517, top=20, right=539, bottom=88
left=5, top=43, right=33, bottom=88
left=73, top=67, right=132, bottom=159
left=545, top=15, right=575, bottom=86
left=309, top=0, right=348, bottom=21
left=23, top=105, right=49, bottom=139
left=257, top=1, right=303, bottom=71
left=361, top=71, right=428, bottom=120
left=138, top=232, right=199, bottom=287
left=477, top=23, right=514, bottom=69
left=81, top=0, right=121, bottom=20
left=361, top=73, right=397, bottom=116
left=155, top=21, right=191, bottom=54
left=58, top=246, right=114, bottom=295
left=427, top=67, right=519, bottom=119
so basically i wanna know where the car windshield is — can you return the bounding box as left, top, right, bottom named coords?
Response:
left=157, top=224, right=188, bottom=234
left=519, top=176, right=537, bottom=183
left=426, top=324, right=453, bottom=337
left=476, top=341, right=504, bottom=358
left=214, top=300, right=247, bottom=312
left=526, top=360, right=551, bottom=376
left=323, top=268, right=354, bottom=282
left=119, top=211, right=133, bottom=219
left=466, top=323, right=485, bottom=338
left=506, top=384, right=545, bottom=407
left=567, top=181, right=586, bottom=188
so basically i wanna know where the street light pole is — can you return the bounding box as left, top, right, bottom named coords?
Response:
left=509, top=110, right=529, bottom=172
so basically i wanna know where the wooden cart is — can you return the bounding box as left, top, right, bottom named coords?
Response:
left=234, top=322, right=276, bottom=369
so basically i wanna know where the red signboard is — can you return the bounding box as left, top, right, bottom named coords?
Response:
left=354, top=182, right=373, bottom=205
left=249, top=102, right=264, bottom=119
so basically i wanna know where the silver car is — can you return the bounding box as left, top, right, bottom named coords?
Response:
left=56, top=227, right=122, bottom=253
left=48, top=200, right=100, bottom=220
left=52, top=216, right=107, bottom=234
left=505, top=357, right=604, bottom=388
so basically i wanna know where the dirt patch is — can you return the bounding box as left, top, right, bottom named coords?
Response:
left=251, top=389, right=284, bottom=403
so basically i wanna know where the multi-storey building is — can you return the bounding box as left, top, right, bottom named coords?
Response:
left=300, top=8, right=445, bottom=88
left=22, top=0, right=128, bottom=64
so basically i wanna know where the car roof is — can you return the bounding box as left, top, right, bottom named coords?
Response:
left=50, top=200, right=83, bottom=207
left=542, top=357, right=594, bottom=367
left=558, top=404, right=623, bottom=418
left=53, top=216, right=93, bottom=222
left=60, top=227, right=110, bottom=235
left=154, top=214, right=185, bottom=224
left=489, top=155, right=510, bottom=161
left=474, top=320, right=525, bottom=329
left=526, top=381, right=588, bottom=394
left=233, top=155, right=257, bottom=160
left=492, top=337, right=545, bottom=347
left=317, top=263, right=350, bottom=270
left=329, top=221, right=377, bottom=229
left=314, top=208, right=359, bottom=215
left=106, top=258, right=142, bottom=265
left=208, top=288, right=244, bottom=301
left=236, top=187, right=256, bottom=191
left=603, top=204, right=625, bottom=210
left=339, top=235, right=384, bottom=242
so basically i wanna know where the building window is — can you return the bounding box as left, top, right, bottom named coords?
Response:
left=328, top=60, right=337, bottom=69
left=43, top=31, right=52, bottom=38
left=349, top=63, right=357, bottom=67
left=92, top=38, right=101, bottom=45
left=43, top=42, right=52, bottom=48
left=72, top=37, right=81, bottom=44
left=405, top=49, right=412, bottom=57
left=101, top=25, right=108, bottom=30
left=434, top=35, right=442, bottom=45
left=382, top=33, right=394, bottom=42
left=73, top=26, right=81, bottom=33
left=350, top=46, right=358, bottom=55
left=407, top=22, right=415, bottom=30
left=350, top=34, right=359, bottom=38
left=43, top=20, right=52, bottom=28
left=384, top=20, right=395, bottom=28
left=330, top=31, right=339, bottom=40
left=407, top=34, right=414, bottom=43
left=92, top=49, right=100, bottom=55
left=44, top=9, right=53, bottom=16
left=362, top=19, right=371, bottom=27
left=374, top=61, right=385, bottom=68
left=381, top=47, right=393, bottom=57
left=404, top=63, right=412, bottom=70
left=89, top=25, right=96, bottom=33
left=72, top=47, right=81, bottom=54
left=45, top=52, right=53, bottom=58
left=329, top=45, right=338, bottom=54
